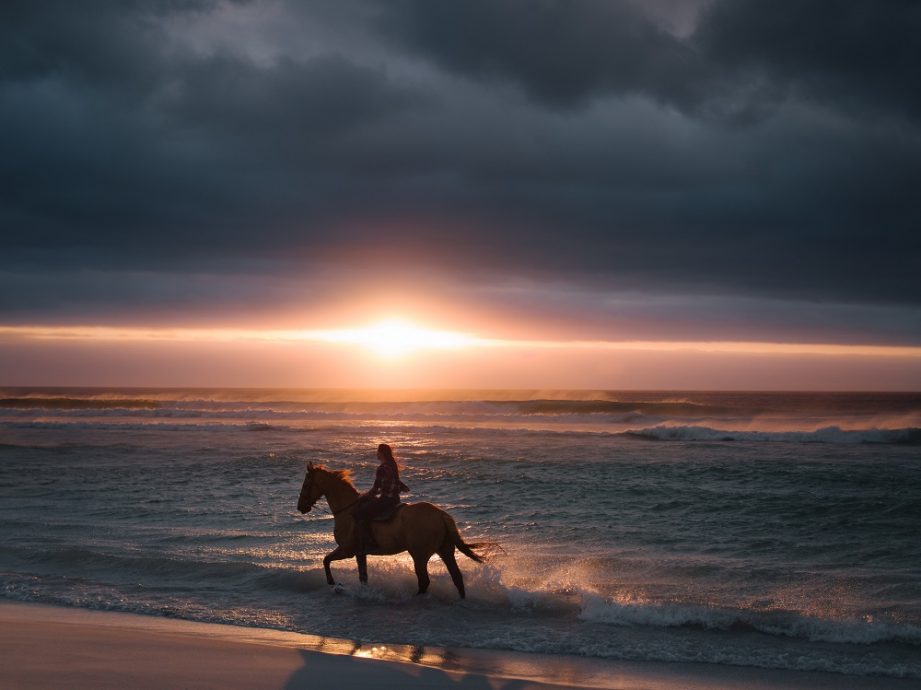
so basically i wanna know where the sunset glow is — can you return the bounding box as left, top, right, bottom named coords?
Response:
left=3, top=324, right=921, bottom=360
left=310, top=319, right=478, bottom=358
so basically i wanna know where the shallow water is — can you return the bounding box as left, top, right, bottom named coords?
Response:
left=1, top=388, right=920, bottom=678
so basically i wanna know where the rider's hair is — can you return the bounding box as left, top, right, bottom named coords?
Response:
left=378, top=443, right=399, bottom=469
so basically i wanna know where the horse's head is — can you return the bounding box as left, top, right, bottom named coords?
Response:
left=297, top=462, right=324, bottom=514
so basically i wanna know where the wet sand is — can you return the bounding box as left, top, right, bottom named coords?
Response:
left=0, top=601, right=915, bottom=690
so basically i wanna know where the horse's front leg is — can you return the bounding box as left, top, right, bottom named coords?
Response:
left=356, top=553, right=368, bottom=584
left=323, top=545, right=354, bottom=586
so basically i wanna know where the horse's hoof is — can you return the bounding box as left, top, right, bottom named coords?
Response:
left=332, top=583, right=345, bottom=594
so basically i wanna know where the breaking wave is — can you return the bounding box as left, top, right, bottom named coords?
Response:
left=0, top=397, right=726, bottom=417
left=4, top=552, right=920, bottom=678
left=0, top=397, right=159, bottom=409
left=624, top=424, right=921, bottom=445
left=575, top=593, right=921, bottom=646
left=5, top=417, right=921, bottom=445
left=10, top=543, right=921, bottom=650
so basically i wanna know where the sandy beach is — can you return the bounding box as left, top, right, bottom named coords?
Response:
left=0, top=601, right=915, bottom=690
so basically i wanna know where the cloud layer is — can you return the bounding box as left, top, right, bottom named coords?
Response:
left=2, top=0, right=919, bottom=344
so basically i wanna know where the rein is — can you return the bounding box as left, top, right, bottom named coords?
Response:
left=331, top=497, right=360, bottom=516
left=300, top=490, right=359, bottom=517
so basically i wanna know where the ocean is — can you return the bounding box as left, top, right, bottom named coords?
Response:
left=1, top=388, right=920, bottom=679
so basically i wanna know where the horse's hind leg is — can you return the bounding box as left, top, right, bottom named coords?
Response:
left=438, top=546, right=465, bottom=599
left=356, top=553, right=368, bottom=584
left=411, top=553, right=431, bottom=595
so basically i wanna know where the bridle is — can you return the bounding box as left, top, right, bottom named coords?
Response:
left=299, top=475, right=316, bottom=511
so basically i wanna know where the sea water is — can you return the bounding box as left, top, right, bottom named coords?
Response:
left=1, top=388, right=919, bottom=678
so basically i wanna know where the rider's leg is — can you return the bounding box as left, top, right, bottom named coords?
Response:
left=351, top=499, right=378, bottom=555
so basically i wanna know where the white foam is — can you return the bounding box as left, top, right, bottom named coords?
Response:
left=576, top=593, right=921, bottom=646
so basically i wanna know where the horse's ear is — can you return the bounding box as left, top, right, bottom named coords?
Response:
left=307, top=461, right=313, bottom=471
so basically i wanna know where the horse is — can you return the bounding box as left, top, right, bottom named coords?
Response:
left=297, top=463, right=484, bottom=598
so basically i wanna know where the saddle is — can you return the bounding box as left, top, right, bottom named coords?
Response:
left=370, top=502, right=406, bottom=522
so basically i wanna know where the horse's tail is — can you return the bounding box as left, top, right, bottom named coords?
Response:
left=442, top=512, right=486, bottom=563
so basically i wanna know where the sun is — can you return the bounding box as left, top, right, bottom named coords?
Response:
left=315, top=318, right=477, bottom=358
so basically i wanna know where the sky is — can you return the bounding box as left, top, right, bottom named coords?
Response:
left=2, top=0, right=920, bottom=389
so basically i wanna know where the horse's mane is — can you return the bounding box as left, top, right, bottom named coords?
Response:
left=312, top=464, right=355, bottom=488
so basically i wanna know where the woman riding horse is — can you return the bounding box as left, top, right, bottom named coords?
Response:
left=297, top=460, right=485, bottom=597
left=351, top=443, right=407, bottom=554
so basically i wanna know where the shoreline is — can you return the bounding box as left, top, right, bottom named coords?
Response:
left=1, top=601, right=916, bottom=690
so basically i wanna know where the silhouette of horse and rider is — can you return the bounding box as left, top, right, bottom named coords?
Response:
left=297, top=443, right=485, bottom=598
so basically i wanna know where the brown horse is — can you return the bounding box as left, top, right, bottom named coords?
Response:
left=297, top=463, right=484, bottom=598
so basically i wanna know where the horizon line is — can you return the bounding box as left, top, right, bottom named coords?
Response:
left=2, top=325, right=921, bottom=359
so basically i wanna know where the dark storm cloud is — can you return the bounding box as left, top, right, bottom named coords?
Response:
left=696, top=0, right=921, bottom=122
left=1, top=0, right=920, bottom=344
left=378, top=0, right=921, bottom=122
left=374, top=0, right=713, bottom=112
left=0, top=0, right=420, bottom=263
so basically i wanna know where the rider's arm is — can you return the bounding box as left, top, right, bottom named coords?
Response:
left=367, top=465, right=384, bottom=497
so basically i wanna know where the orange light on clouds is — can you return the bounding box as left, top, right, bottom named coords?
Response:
left=2, top=323, right=921, bottom=359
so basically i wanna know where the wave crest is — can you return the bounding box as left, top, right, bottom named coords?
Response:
left=625, top=425, right=921, bottom=445
left=0, top=397, right=159, bottom=409
left=577, top=594, right=921, bottom=646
